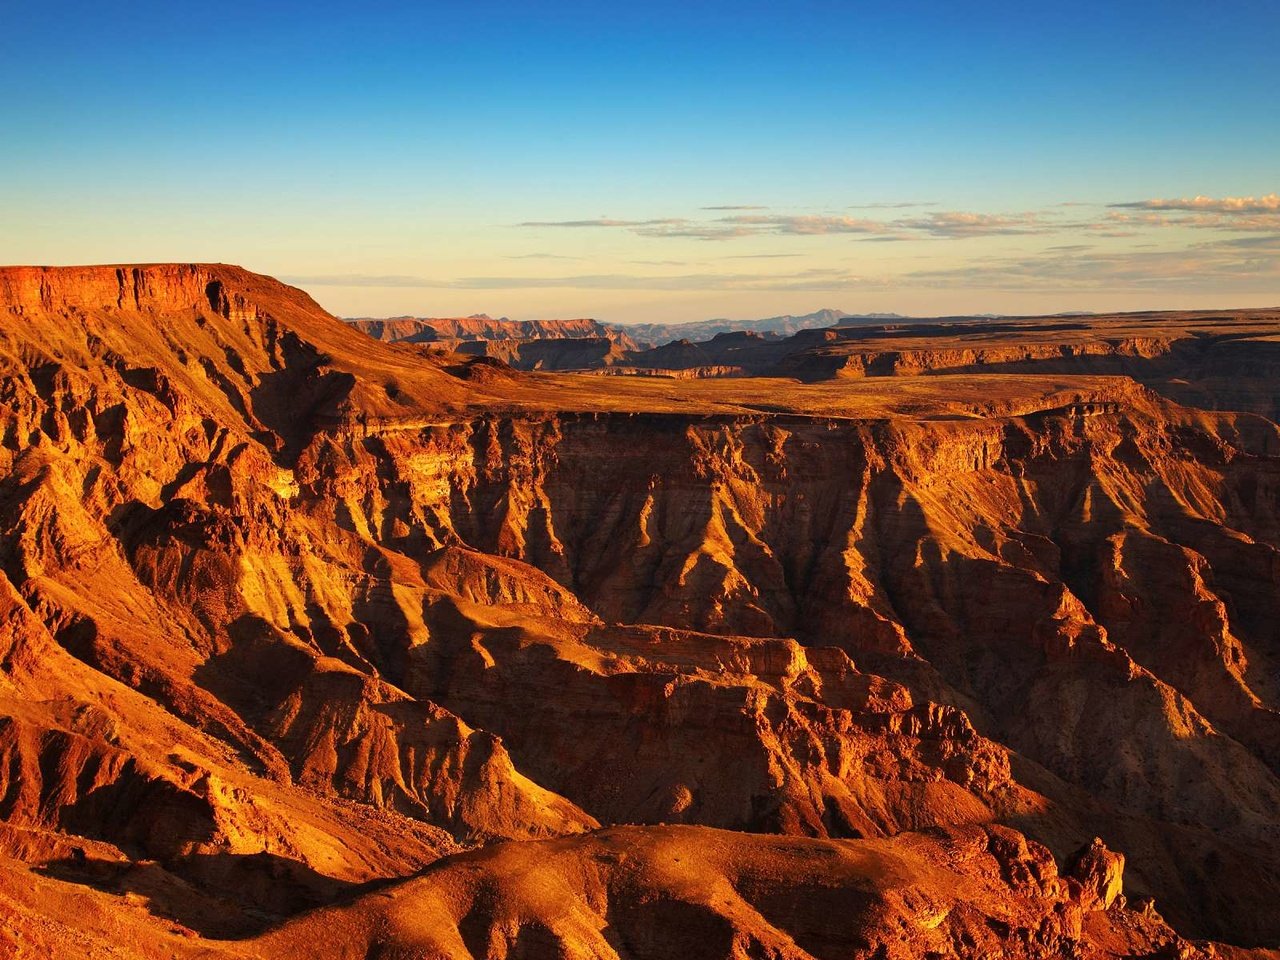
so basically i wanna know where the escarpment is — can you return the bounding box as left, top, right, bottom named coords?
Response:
left=346, top=314, right=640, bottom=371
left=3, top=265, right=1280, bottom=957
left=347, top=314, right=638, bottom=350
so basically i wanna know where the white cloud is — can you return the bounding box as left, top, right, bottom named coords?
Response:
left=716, top=214, right=891, bottom=235
left=892, top=211, right=1052, bottom=237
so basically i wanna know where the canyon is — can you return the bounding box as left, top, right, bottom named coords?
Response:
left=2, top=263, right=1280, bottom=957
left=344, top=308, right=876, bottom=358
left=352, top=305, right=1280, bottom=426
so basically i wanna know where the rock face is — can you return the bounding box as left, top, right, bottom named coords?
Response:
left=346, top=314, right=640, bottom=370
left=345, top=308, right=871, bottom=354
left=348, top=313, right=637, bottom=348
left=0, top=263, right=1277, bottom=958
left=1069, top=837, right=1126, bottom=911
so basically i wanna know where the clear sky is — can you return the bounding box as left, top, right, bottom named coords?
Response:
left=3, top=0, right=1278, bottom=322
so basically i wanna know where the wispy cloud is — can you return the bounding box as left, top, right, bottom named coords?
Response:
left=423, top=268, right=887, bottom=292
left=847, top=201, right=937, bottom=209
left=514, top=206, right=1104, bottom=241
left=287, top=230, right=1279, bottom=297
left=301, top=195, right=1277, bottom=299
left=716, top=214, right=892, bottom=235
left=1214, top=234, right=1280, bottom=250
left=282, top=274, right=435, bottom=287
left=1105, top=194, right=1280, bottom=233
left=444, top=269, right=865, bottom=291
left=506, top=252, right=583, bottom=260
left=1110, top=193, right=1280, bottom=214
left=893, top=211, right=1053, bottom=237
left=700, top=204, right=769, bottom=210
left=905, top=241, right=1280, bottom=291
left=1106, top=210, right=1280, bottom=233
left=519, top=218, right=689, bottom=228
left=632, top=222, right=758, bottom=240
left=288, top=269, right=878, bottom=292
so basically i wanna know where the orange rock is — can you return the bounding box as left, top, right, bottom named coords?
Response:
left=1068, top=837, right=1125, bottom=911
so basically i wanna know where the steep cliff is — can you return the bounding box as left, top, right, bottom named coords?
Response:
left=348, top=314, right=640, bottom=362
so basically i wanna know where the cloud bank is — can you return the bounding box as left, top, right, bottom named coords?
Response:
left=289, top=192, right=1280, bottom=302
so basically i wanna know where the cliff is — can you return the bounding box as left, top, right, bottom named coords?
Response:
left=348, top=313, right=640, bottom=355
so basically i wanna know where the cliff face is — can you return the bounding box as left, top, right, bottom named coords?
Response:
left=291, top=398, right=1280, bottom=938
left=449, top=335, right=631, bottom=370
left=1, top=264, right=1278, bottom=958
left=347, top=314, right=641, bottom=362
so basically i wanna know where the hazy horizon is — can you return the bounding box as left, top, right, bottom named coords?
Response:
left=332, top=302, right=1279, bottom=327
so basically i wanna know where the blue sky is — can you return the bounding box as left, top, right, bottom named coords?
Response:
left=3, top=0, right=1278, bottom=321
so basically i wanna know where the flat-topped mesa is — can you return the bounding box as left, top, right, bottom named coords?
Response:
left=0, top=263, right=350, bottom=371
left=348, top=314, right=639, bottom=351
left=0, top=263, right=489, bottom=433
left=0, top=263, right=314, bottom=317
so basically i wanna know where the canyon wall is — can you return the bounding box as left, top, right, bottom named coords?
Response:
left=1, top=264, right=1276, bottom=957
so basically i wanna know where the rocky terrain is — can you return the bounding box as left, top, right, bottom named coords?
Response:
left=2, top=263, right=1280, bottom=957
left=349, top=307, right=1280, bottom=408
left=347, top=313, right=636, bottom=346
left=347, top=315, right=640, bottom=370
left=347, top=309, right=892, bottom=354
left=606, top=311, right=1280, bottom=418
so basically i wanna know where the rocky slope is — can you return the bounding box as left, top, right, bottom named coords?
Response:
left=2, top=264, right=1280, bottom=957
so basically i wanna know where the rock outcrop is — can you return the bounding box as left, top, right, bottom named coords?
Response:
left=347, top=314, right=640, bottom=370
left=348, top=313, right=638, bottom=349
left=1069, top=837, right=1126, bottom=911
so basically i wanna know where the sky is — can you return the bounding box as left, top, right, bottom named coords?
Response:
left=2, top=0, right=1278, bottom=323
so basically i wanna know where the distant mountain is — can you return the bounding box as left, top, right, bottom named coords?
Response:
left=346, top=309, right=911, bottom=353
left=621, top=309, right=905, bottom=347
